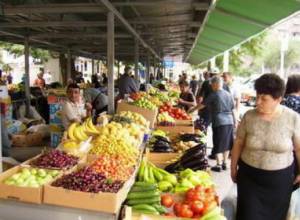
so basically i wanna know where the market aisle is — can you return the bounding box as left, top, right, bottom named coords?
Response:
left=206, top=126, right=234, bottom=201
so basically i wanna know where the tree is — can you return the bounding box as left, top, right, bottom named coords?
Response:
left=0, top=41, right=51, bottom=63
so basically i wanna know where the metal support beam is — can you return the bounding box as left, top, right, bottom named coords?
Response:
left=134, top=38, right=139, bottom=81
left=107, top=12, right=115, bottom=114
left=32, top=33, right=131, bottom=39
left=0, top=21, right=107, bottom=28
left=92, top=59, right=95, bottom=75
left=97, top=0, right=161, bottom=61
left=146, top=52, right=150, bottom=83
left=24, top=37, right=31, bottom=117
left=67, top=49, right=72, bottom=82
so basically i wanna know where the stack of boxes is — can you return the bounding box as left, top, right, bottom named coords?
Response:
left=47, top=92, right=66, bottom=147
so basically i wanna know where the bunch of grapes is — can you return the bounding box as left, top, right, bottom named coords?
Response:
left=30, top=150, right=78, bottom=169
left=52, top=167, right=123, bottom=193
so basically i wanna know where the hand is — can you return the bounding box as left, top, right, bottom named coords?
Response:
left=294, top=174, right=300, bottom=185
left=231, top=167, right=238, bottom=183
left=178, top=98, right=185, bottom=104
left=85, top=102, right=93, bottom=111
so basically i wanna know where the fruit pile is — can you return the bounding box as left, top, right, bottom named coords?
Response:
left=4, top=167, right=60, bottom=188
left=66, top=118, right=100, bottom=143
left=90, top=155, right=135, bottom=181
left=30, top=150, right=78, bottom=169
left=130, top=92, right=146, bottom=101
left=165, top=144, right=209, bottom=173
left=161, top=186, right=224, bottom=219
left=52, top=167, right=123, bottom=193
left=119, top=111, right=149, bottom=129
left=157, top=112, right=175, bottom=126
left=126, top=182, right=167, bottom=215
left=159, top=103, right=192, bottom=120
left=132, top=97, right=157, bottom=110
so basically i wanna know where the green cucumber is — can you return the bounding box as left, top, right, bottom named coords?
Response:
left=127, top=190, right=160, bottom=200
left=132, top=209, right=160, bottom=215
left=127, top=196, right=161, bottom=206
left=130, top=185, right=157, bottom=192
left=152, top=204, right=168, bottom=214
left=133, top=181, right=157, bottom=188
left=152, top=168, right=163, bottom=182
left=132, top=204, right=157, bottom=212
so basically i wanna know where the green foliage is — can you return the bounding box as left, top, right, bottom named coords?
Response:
left=0, top=41, right=51, bottom=63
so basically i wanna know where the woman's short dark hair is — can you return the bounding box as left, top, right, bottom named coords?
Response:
left=254, top=73, right=285, bottom=99
left=67, top=83, right=80, bottom=91
left=179, top=80, right=189, bottom=87
left=285, top=74, right=300, bottom=95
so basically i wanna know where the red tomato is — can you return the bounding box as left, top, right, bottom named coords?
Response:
left=186, top=188, right=195, bottom=201
left=191, top=191, right=202, bottom=201
left=205, top=187, right=215, bottom=194
left=161, top=194, right=174, bottom=208
left=179, top=207, right=194, bottom=218
left=190, top=201, right=204, bottom=214
left=173, top=202, right=182, bottom=215
left=195, top=185, right=204, bottom=192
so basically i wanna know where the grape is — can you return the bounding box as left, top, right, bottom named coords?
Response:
left=30, top=150, right=79, bottom=169
left=52, top=167, right=124, bottom=193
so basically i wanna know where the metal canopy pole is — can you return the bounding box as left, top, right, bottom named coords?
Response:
left=107, top=12, right=115, bottom=114
left=223, top=51, right=229, bottom=72
left=92, top=59, right=95, bottom=75
left=134, top=38, right=139, bottom=81
left=146, top=52, right=150, bottom=84
left=24, top=37, right=31, bottom=117
left=67, top=49, right=72, bottom=82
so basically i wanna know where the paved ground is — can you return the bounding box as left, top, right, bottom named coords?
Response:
left=205, top=126, right=235, bottom=201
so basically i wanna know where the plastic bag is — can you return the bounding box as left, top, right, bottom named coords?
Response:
left=287, top=188, right=300, bottom=220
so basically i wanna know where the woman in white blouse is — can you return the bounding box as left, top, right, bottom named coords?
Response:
left=231, top=74, right=300, bottom=220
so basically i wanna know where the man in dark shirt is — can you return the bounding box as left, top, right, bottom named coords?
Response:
left=117, top=66, right=139, bottom=99
left=190, top=75, right=199, bottom=96
left=178, top=80, right=196, bottom=112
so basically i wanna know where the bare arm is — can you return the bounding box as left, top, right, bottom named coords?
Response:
left=178, top=99, right=196, bottom=108
left=230, top=137, right=245, bottom=183
left=187, top=104, right=205, bottom=114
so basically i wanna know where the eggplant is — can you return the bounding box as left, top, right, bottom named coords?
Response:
left=153, top=136, right=170, bottom=144
left=180, top=134, right=201, bottom=143
left=153, top=143, right=170, bottom=149
left=165, top=161, right=181, bottom=173
left=180, top=158, right=207, bottom=169
left=154, top=140, right=171, bottom=147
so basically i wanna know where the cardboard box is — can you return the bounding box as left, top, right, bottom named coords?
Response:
left=43, top=168, right=136, bottom=213
left=12, top=132, right=44, bottom=147
left=146, top=151, right=181, bottom=168
left=117, top=101, right=158, bottom=128
left=0, top=166, right=43, bottom=204
left=175, top=119, right=193, bottom=126
left=155, top=125, right=194, bottom=134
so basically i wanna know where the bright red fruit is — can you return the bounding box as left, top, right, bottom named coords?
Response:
left=161, top=194, right=174, bottom=208
left=190, top=201, right=204, bottom=214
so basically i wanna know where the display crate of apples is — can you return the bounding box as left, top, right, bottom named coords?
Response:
left=124, top=158, right=226, bottom=220
left=0, top=149, right=79, bottom=204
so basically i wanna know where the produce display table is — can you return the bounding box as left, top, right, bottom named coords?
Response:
left=0, top=199, right=118, bottom=220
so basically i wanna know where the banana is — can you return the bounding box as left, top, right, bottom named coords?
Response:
left=67, top=122, right=78, bottom=141
left=83, top=121, right=99, bottom=135
left=78, top=125, right=89, bottom=140
left=73, top=125, right=87, bottom=142
left=87, top=118, right=100, bottom=134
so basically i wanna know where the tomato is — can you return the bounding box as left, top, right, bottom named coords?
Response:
left=173, top=202, right=182, bottom=215
left=190, top=201, right=204, bottom=214
left=205, top=187, right=215, bottom=194
left=179, top=206, right=194, bottom=218
left=191, top=191, right=202, bottom=201
left=195, top=185, right=204, bottom=192
left=186, top=189, right=196, bottom=201
left=161, top=194, right=174, bottom=208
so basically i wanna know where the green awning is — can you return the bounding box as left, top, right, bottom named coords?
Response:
left=187, top=0, right=300, bottom=65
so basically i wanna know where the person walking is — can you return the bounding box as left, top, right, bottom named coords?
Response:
left=231, top=73, right=300, bottom=220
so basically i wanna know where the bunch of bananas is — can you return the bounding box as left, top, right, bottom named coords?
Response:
left=67, top=118, right=100, bottom=142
